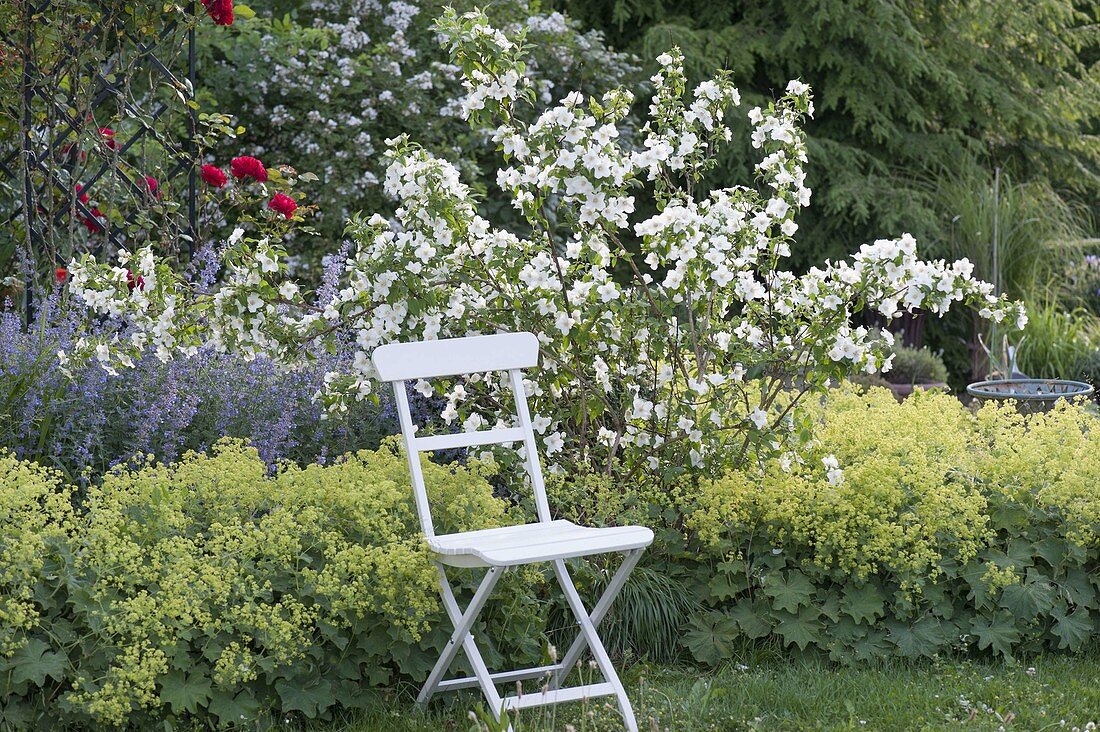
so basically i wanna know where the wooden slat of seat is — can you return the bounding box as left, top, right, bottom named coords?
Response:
left=431, top=520, right=641, bottom=552
left=429, top=520, right=654, bottom=566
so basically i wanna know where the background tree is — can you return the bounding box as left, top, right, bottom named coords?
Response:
left=556, top=0, right=1100, bottom=265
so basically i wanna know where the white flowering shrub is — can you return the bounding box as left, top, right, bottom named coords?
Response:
left=66, top=9, right=1025, bottom=483
left=199, top=0, right=637, bottom=252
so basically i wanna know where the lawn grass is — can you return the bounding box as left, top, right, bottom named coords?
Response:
left=312, top=650, right=1100, bottom=731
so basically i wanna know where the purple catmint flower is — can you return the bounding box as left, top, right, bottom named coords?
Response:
left=0, top=301, right=404, bottom=477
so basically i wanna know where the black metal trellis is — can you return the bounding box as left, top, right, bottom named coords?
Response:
left=0, top=0, right=198, bottom=313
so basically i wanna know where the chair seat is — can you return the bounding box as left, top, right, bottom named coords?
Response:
left=429, top=520, right=654, bottom=568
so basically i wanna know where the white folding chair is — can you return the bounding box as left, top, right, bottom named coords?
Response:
left=373, top=332, right=654, bottom=731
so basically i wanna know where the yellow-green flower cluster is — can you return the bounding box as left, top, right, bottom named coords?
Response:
left=692, top=386, right=1100, bottom=584
left=1, top=438, right=518, bottom=727
left=973, top=400, right=1100, bottom=546
left=685, top=385, right=1100, bottom=661
left=0, top=454, right=72, bottom=656
left=693, top=387, right=990, bottom=583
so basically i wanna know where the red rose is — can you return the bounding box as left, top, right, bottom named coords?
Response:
left=267, top=192, right=297, bottom=220
left=75, top=185, right=89, bottom=204
left=200, top=164, right=227, bottom=188
left=82, top=207, right=104, bottom=233
left=62, top=142, right=87, bottom=161
left=141, top=176, right=161, bottom=199
left=201, top=0, right=234, bottom=25
left=99, top=127, right=120, bottom=151
left=126, top=269, right=145, bottom=291
left=55, top=267, right=68, bottom=283
left=230, top=156, right=267, bottom=182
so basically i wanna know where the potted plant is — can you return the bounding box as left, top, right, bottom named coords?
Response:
left=886, top=346, right=949, bottom=399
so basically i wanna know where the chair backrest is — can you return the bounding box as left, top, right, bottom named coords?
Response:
left=372, top=333, right=551, bottom=538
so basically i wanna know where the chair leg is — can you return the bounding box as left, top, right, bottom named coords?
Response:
left=551, top=556, right=641, bottom=732
left=419, top=563, right=510, bottom=728
left=549, top=549, right=643, bottom=689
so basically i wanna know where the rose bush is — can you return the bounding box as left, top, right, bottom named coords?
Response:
left=65, top=10, right=1025, bottom=484
left=0, top=0, right=269, bottom=292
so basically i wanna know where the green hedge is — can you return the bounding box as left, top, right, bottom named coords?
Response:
left=0, top=440, right=548, bottom=728
left=680, top=387, right=1100, bottom=664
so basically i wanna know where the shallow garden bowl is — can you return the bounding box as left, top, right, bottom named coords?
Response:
left=966, top=378, right=1095, bottom=413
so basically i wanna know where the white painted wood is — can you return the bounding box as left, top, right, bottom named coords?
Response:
left=502, top=682, right=616, bottom=710
left=550, top=548, right=644, bottom=691
left=372, top=332, right=539, bottom=381
left=429, top=520, right=653, bottom=567
left=391, top=381, right=436, bottom=538
left=378, top=332, right=651, bottom=731
left=553, top=558, right=639, bottom=731
left=509, top=367, right=554, bottom=522
left=414, top=427, right=525, bottom=452
left=436, top=664, right=563, bottom=692
left=418, top=565, right=506, bottom=706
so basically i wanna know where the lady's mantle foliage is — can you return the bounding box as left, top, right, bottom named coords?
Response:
left=3, top=393, right=1100, bottom=726
left=0, top=441, right=532, bottom=727
left=683, top=387, right=1100, bottom=664
left=64, top=10, right=1025, bottom=481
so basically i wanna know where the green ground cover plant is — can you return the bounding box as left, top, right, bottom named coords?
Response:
left=4, top=385, right=1100, bottom=728
left=682, top=387, right=1100, bottom=666
left=0, top=440, right=545, bottom=728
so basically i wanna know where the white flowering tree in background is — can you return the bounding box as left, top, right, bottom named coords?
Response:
left=65, top=8, right=1025, bottom=485
left=198, top=0, right=637, bottom=252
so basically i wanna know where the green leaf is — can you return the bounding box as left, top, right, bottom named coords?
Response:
left=960, top=563, right=995, bottom=611
left=1062, top=568, right=1096, bottom=608
left=970, top=612, right=1021, bottom=657
left=851, top=628, right=891, bottom=662
left=208, top=690, right=259, bottom=725
left=989, top=504, right=1029, bottom=533
left=823, top=617, right=864, bottom=663
left=774, top=607, right=821, bottom=651
left=762, top=570, right=815, bottom=613
left=728, top=601, right=771, bottom=639
left=818, top=590, right=843, bottom=623
left=8, top=639, right=67, bottom=686
left=841, top=583, right=885, bottom=625
left=682, top=611, right=739, bottom=666
left=160, top=669, right=212, bottom=714
left=1034, top=537, right=1069, bottom=569
left=887, top=617, right=951, bottom=658
left=999, top=573, right=1054, bottom=619
left=234, top=4, right=256, bottom=19
left=1004, top=538, right=1037, bottom=568
left=0, top=698, right=32, bottom=728
left=921, top=582, right=956, bottom=620
left=1051, top=606, right=1091, bottom=651
left=708, top=560, right=748, bottom=601
left=276, top=678, right=335, bottom=719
